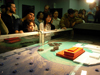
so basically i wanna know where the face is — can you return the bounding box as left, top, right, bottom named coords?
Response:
left=27, top=22, right=34, bottom=32
left=10, top=4, right=16, bottom=13
left=1, top=8, right=6, bottom=13
left=26, top=13, right=35, bottom=21
left=83, top=10, right=86, bottom=15
left=39, top=13, right=44, bottom=19
left=53, top=11, right=58, bottom=18
left=69, top=14, right=74, bottom=18
left=44, top=6, right=49, bottom=13
left=78, top=14, right=82, bottom=18
left=89, top=4, right=94, bottom=9
left=74, top=11, right=78, bottom=17
left=46, top=15, right=51, bottom=23
left=96, top=6, right=99, bottom=11
left=93, top=2, right=96, bottom=7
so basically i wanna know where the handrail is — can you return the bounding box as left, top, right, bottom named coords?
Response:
left=0, top=31, right=39, bottom=40
left=41, top=28, right=73, bottom=34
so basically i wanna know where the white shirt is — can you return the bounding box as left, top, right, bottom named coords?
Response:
left=39, top=22, right=51, bottom=31
left=33, top=24, right=38, bottom=31
left=52, top=18, right=60, bottom=29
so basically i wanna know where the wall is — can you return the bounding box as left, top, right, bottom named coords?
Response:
left=69, top=0, right=78, bottom=9
left=1, top=0, right=99, bottom=18
left=14, top=0, right=48, bottom=18
left=48, top=0, right=70, bottom=16
left=78, top=0, right=99, bottom=10
left=0, top=0, right=4, bottom=11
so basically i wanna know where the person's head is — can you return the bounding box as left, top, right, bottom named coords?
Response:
left=68, top=9, right=75, bottom=18
left=6, top=2, right=16, bottom=13
left=89, top=4, right=94, bottom=9
left=0, top=5, right=6, bottom=13
left=24, top=8, right=35, bottom=21
left=78, top=10, right=83, bottom=18
left=0, top=11, right=1, bottom=18
left=44, top=5, right=50, bottom=13
left=93, top=2, right=96, bottom=8
left=82, top=9, right=86, bottom=15
left=26, top=20, right=34, bottom=32
left=96, top=6, right=100, bottom=11
left=53, top=10, right=59, bottom=18
left=74, top=10, right=78, bottom=17
left=36, top=11, right=44, bottom=19
left=44, top=12, right=52, bottom=26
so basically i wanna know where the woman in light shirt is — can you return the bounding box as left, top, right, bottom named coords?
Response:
left=52, top=10, right=60, bottom=29
left=39, top=13, right=52, bottom=31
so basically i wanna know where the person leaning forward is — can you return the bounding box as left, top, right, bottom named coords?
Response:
left=60, top=9, right=83, bottom=29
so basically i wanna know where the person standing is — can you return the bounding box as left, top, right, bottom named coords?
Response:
left=35, top=11, right=44, bottom=29
left=1, top=2, right=16, bottom=34
left=0, top=11, right=9, bottom=34
left=87, top=4, right=96, bottom=23
left=52, top=10, right=60, bottom=29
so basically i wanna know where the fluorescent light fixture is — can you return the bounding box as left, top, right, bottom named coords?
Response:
left=86, top=0, right=95, bottom=3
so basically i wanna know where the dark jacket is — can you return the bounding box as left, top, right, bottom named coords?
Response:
left=94, top=10, right=100, bottom=23
left=60, top=13, right=83, bottom=28
left=1, top=13, right=15, bottom=34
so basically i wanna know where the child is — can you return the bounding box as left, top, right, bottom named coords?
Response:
left=24, top=20, right=38, bottom=32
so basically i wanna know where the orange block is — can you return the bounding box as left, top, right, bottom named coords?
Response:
left=68, top=47, right=78, bottom=52
left=56, top=50, right=85, bottom=60
left=64, top=47, right=83, bottom=57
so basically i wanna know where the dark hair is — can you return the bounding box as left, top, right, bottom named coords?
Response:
left=53, top=10, right=59, bottom=15
left=23, top=8, right=34, bottom=18
left=23, top=20, right=35, bottom=31
left=44, top=12, right=52, bottom=27
left=36, top=11, right=43, bottom=19
left=6, top=2, right=15, bottom=11
left=68, top=9, right=75, bottom=15
left=26, top=20, right=33, bottom=26
left=74, top=9, right=78, bottom=12
left=78, top=10, right=83, bottom=14
left=0, top=5, right=6, bottom=9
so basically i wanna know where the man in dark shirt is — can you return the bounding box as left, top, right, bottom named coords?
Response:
left=1, top=2, right=16, bottom=34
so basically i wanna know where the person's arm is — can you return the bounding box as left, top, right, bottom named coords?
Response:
left=75, top=18, right=83, bottom=24
left=14, top=19, right=23, bottom=33
left=60, top=17, right=66, bottom=29
left=0, top=18, right=9, bottom=34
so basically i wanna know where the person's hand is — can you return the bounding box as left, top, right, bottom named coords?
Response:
left=62, top=27, right=67, bottom=30
left=88, top=12, right=92, bottom=14
left=72, top=22, right=76, bottom=27
left=15, top=30, right=19, bottom=33
left=19, top=30, right=24, bottom=33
